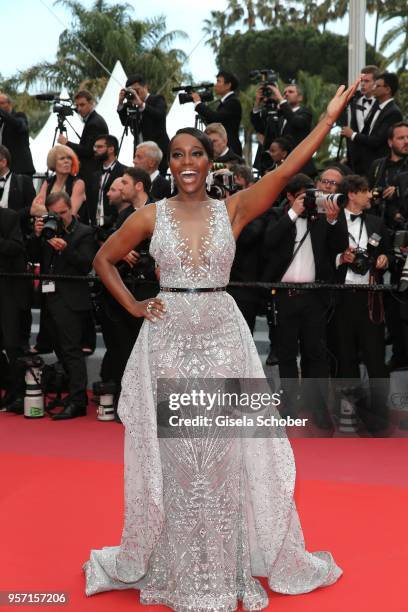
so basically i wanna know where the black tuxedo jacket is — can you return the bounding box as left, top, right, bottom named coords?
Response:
left=262, top=207, right=343, bottom=284
left=351, top=100, right=403, bottom=177
left=251, top=105, right=315, bottom=175
left=0, top=109, right=35, bottom=175
left=196, top=94, right=242, bottom=156
left=3, top=173, right=36, bottom=236
left=118, top=94, right=170, bottom=173
left=27, top=219, right=96, bottom=311
left=330, top=210, right=392, bottom=283
left=151, top=174, right=172, bottom=200
left=84, top=160, right=125, bottom=225
left=0, top=208, right=30, bottom=310
left=67, top=110, right=109, bottom=183
left=215, top=148, right=243, bottom=165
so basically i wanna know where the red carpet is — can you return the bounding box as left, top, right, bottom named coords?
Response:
left=1, top=412, right=407, bottom=611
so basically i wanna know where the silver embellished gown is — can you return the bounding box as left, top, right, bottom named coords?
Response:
left=84, top=199, right=342, bottom=610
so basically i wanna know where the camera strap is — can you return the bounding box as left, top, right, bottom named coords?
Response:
left=279, top=224, right=311, bottom=281
left=348, top=217, right=364, bottom=248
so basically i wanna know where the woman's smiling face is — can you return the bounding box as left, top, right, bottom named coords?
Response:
left=169, top=133, right=212, bottom=197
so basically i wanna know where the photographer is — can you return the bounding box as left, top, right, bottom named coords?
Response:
left=86, top=134, right=125, bottom=226
left=58, top=90, right=108, bottom=188
left=262, top=173, right=344, bottom=428
left=192, top=71, right=242, bottom=156
left=251, top=82, right=315, bottom=176
left=27, top=192, right=97, bottom=420
left=0, top=208, right=29, bottom=411
left=0, top=92, right=35, bottom=176
left=96, top=168, right=158, bottom=410
left=117, top=75, right=169, bottom=175
left=367, top=121, right=408, bottom=225
left=331, top=175, right=391, bottom=433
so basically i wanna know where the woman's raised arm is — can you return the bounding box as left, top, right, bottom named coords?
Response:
left=228, top=81, right=359, bottom=233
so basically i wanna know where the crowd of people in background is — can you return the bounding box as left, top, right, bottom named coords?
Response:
left=0, top=65, right=407, bottom=433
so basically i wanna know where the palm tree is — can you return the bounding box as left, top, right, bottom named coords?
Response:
left=366, top=0, right=388, bottom=51
left=379, top=1, right=408, bottom=71
left=17, top=0, right=188, bottom=101
left=202, top=11, right=230, bottom=53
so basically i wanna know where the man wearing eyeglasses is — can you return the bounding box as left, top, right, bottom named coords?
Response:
left=316, top=167, right=344, bottom=194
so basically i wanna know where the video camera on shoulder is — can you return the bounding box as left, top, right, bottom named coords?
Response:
left=41, top=213, right=65, bottom=240
left=172, top=83, right=214, bottom=105
left=303, top=189, right=346, bottom=221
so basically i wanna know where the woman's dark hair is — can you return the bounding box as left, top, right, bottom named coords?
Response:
left=169, top=127, right=214, bottom=161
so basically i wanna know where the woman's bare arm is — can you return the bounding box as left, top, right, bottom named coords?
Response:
left=93, top=204, right=165, bottom=321
left=227, top=81, right=359, bottom=236
left=71, top=178, right=86, bottom=216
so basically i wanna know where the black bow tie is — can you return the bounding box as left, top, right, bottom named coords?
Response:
left=350, top=213, right=363, bottom=222
left=0, top=173, right=10, bottom=183
left=362, top=97, right=373, bottom=105
left=102, top=167, right=111, bottom=174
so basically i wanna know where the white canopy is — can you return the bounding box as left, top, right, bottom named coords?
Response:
left=166, top=93, right=197, bottom=139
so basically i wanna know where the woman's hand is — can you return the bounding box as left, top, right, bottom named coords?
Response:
left=326, top=79, right=360, bottom=124
left=130, top=298, right=166, bottom=323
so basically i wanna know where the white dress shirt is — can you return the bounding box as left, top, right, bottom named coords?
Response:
left=281, top=209, right=316, bottom=283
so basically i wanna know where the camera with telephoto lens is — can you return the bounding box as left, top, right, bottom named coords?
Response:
left=172, top=84, right=214, bottom=105
left=349, top=233, right=382, bottom=276
left=41, top=213, right=65, bottom=240
left=302, top=189, right=346, bottom=220
left=249, top=69, right=279, bottom=107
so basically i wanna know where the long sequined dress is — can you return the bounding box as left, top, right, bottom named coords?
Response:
left=84, top=199, right=342, bottom=611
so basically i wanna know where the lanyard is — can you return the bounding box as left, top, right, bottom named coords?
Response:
left=348, top=217, right=364, bottom=248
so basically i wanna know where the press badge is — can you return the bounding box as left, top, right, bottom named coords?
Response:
left=42, top=281, right=56, bottom=293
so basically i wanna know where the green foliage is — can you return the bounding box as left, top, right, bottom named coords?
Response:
left=395, top=72, right=408, bottom=118
left=15, top=0, right=188, bottom=103
left=217, top=26, right=383, bottom=89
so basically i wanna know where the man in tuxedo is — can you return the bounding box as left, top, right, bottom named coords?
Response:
left=251, top=83, right=315, bottom=176
left=0, top=145, right=35, bottom=231
left=85, top=134, right=125, bottom=226
left=58, top=90, right=108, bottom=188
left=367, top=122, right=408, bottom=371
left=117, top=74, right=169, bottom=174
left=315, top=166, right=345, bottom=195
left=97, top=168, right=157, bottom=417
left=342, top=65, right=378, bottom=175
left=133, top=141, right=171, bottom=200
left=0, top=93, right=35, bottom=176
left=204, top=123, right=243, bottom=165
left=341, top=72, right=403, bottom=177
left=262, top=173, right=344, bottom=428
left=27, top=192, right=97, bottom=420
left=0, top=208, right=29, bottom=410
left=331, top=174, right=391, bottom=433
left=192, top=71, right=242, bottom=156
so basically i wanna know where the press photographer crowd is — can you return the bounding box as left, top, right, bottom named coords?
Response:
left=1, top=65, right=408, bottom=434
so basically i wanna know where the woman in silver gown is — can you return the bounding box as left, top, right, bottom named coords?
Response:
left=84, top=83, right=357, bottom=610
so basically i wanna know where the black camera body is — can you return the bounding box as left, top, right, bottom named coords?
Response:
left=207, top=168, right=241, bottom=200
left=172, top=84, right=214, bottom=105
left=52, top=102, right=74, bottom=117
left=41, top=213, right=65, bottom=240
left=349, top=233, right=382, bottom=276
left=250, top=69, right=279, bottom=107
